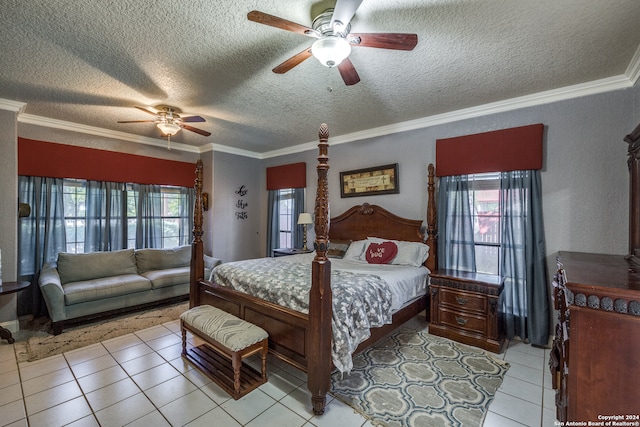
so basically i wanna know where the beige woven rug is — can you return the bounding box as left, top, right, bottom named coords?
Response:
left=331, top=328, right=509, bottom=427
left=14, top=302, right=188, bottom=363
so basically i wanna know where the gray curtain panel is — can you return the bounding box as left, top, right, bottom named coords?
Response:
left=292, top=188, right=305, bottom=250
left=266, top=189, right=279, bottom=257
left=133, top=183, right=162, bottom=248
left=437, top=174, right=477, bottom=272
left=500, top=170, right=549, bottom=346
left=17, top=176, right=67, bottom=317
left=85, top=180, right=126, bottom=252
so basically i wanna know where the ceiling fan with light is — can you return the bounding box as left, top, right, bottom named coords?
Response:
left=248, top=0, right=418, bottom=86
left=117, top=106, right=211, bottom=148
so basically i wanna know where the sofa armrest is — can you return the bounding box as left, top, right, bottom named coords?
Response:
left=204, top=254, right=222, bottom=281
left=38, top=262, right=67, bottom=322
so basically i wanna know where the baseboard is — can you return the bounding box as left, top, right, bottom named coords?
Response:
left=0, top=319, right=19, bottom=333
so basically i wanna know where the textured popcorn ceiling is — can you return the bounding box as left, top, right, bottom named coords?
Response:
left=1, top=0, right=639, bottom=156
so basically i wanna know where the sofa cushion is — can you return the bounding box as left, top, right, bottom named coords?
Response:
left=57, top=249, right=138, bottom=285
left=63, top=274, right=152, bottom=305
left=142, top=267, right=190, bottom=289
left=136, top=246, right=191, bottom=274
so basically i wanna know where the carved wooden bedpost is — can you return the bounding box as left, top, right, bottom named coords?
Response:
left=625, top=124, right=640, bottom=257
left=426, top=163, right=438, bottom=271
left=190, top=159, right=205, bottom=308
left=307, top=123, right=332, bottom=415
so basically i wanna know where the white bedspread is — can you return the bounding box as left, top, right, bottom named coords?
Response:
left=277, top=253, right=429, bottom=311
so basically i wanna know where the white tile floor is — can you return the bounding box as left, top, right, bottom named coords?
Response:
left=0, top=315, right=558, bottom=427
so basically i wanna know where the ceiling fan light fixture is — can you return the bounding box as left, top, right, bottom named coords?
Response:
left=311, top=36, right=351, bottom=68
left=157, top=122, right=181, bottom=136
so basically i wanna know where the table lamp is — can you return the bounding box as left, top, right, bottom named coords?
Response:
left=297, top=213, right=313, bottom=250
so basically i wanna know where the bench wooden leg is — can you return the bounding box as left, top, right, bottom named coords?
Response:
left=181, top=321, right=187, bottom=357
left=260, top=340, right=268, bottom=381
left=232, top=353, right=242, bottom=398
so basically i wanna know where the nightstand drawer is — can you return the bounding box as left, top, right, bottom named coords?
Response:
left=439, top=288, right=486, bottom=313
left=439, top=308, right=486, bottom=335
left=429, top=269, right=505, bottom=353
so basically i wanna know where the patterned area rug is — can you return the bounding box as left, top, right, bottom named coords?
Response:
left=330, top=329, right=509, bottom=427
left=14, top=302, right=188, bottom=363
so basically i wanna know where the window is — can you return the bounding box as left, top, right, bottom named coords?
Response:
left=63, top=179, right=86, bottom=254
left=159, top=186, right=190, bottom=248
left=126, top=185, right=137, bottom=249
left=60, top=179, right=192, bottom=251
left=469, top=173, right=501, bottom=275
left=277, top=189, right=294, bottom=248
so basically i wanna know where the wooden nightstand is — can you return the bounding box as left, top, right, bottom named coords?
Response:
left=273, top=248, right=313, bottom=257
left=429, top=270, right=505, bottom=353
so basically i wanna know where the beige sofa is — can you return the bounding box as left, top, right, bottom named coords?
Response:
left=38, top=246, right=221, bottom=334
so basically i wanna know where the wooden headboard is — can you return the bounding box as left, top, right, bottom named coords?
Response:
left=330, top=203, right=424, bottom=243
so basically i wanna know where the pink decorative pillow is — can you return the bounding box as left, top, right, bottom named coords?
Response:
left=365, top=241, right=398, bottom=264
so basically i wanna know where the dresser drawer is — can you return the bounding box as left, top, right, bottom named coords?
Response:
left=439, top=307, right=486, bottom=335
left=439, top=288, right=486, bottom=313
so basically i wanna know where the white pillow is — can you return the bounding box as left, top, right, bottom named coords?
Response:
left=342, top=239, right=368, bottom=261
left=367, top=237, right=430, bottom=267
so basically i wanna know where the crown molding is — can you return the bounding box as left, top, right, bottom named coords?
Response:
left=0, top=98, right=27, bottom=114
left=18, top=114, right=201, bottom=153
left=260, top=74, right=635, bottom=159
left=8, top=70, right=638, bottom=160
left=625, top=44, right=640, bottom=84
left=199, top=141, right=262, bottom=159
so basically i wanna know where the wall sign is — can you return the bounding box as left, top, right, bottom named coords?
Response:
left=235, top=185, right=248, bottom=220
left=340, top=163, right=399, bottom=198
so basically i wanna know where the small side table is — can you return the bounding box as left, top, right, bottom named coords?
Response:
left=429, top=270, right=505, bottom=353
left=273, top=248, right=313, bottom=257
left=0, top=281, right=31, bottom=344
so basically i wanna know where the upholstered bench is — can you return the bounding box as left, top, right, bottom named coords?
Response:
left=180, top=305, right=268, bottom=399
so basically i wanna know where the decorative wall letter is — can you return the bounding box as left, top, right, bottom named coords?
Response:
left=235, top=185, right=248, bottom=220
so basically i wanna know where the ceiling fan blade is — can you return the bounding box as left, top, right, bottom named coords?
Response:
left=247, top=10, right=317, bottom=37
left=180, top=124, right=211, bottom=137
left=272, top=47, right=313, bottom=74
left=180, top=115, right=206, bottom=123
left=348, top=33, right=418, bottom=50
left=331, top=0, right=364, bottom=29
left=117, top=120, right=156, bottom=123
left=134, top=106, right=158, bottom=116
left=337, top=58, right=360, bottom=86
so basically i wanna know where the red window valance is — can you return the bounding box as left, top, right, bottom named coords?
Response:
left=266, top=162, right=306, bottom=190
left=436, top=124, right=544, bottom=177
left=18, top=138, right=196, bottom=187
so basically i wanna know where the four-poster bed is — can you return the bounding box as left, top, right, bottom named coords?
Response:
left=189, top=124, right=438, bottom=414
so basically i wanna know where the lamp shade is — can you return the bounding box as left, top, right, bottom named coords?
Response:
left=311, top=36, right=351, bottom=68
left=157, top=122, right=181, bottom=136
left=297, top=212, right=313, bottom=225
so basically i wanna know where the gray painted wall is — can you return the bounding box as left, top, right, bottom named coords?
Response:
left=210, top=151, right=261, bottom=262
left=0, top=109, right=19, bottom=325
left=259, top=85, right=640, bottom=268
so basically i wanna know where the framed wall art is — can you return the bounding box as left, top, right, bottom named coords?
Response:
left=340, top=163, right=399, bottom=198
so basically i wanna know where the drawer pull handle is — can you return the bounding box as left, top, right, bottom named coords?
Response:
left=455, top=296, right=468, bottom=305
left=455, top=316, right=468, bottom=326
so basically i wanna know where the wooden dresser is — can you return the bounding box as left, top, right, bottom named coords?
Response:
left=429, top=269, right=505, bottom=353
left=550, top=251, right=640, bottom=423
